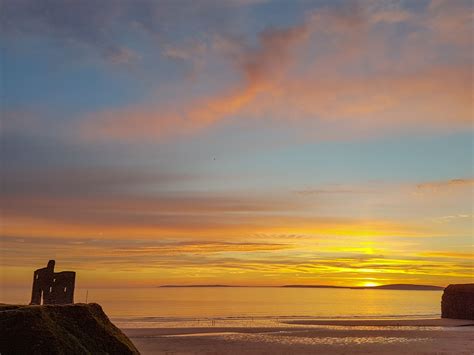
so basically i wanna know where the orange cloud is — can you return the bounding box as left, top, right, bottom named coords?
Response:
left=80, top=18, right=311, bottom=141
left=416, top=178, right=474, bottom=191
left=3, top=172, right=470, bottom=242
left=1, top=210, right=431, bottom=242
left=3, top=235, right=473, bottom=288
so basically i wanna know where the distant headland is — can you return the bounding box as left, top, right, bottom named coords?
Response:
left=160, top=284, right=233, bottom=288
left=159, top=283, right=444, bottom=291
left=283, top=284, right=444, bottom=291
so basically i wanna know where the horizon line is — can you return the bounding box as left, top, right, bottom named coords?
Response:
left=158, top=283, right=445, bottom=290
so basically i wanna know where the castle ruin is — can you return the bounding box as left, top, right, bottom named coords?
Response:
left=30, top=260, right=76, bottom=305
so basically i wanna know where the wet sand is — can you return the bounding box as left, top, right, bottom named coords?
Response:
left=122, top=318, right=474, bottom=354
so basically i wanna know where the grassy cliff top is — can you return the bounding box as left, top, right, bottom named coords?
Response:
left=0, top=303, right=139, bottom=355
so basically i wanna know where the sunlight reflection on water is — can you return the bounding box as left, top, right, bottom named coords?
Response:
left=2, top=287, right=442, bottom=321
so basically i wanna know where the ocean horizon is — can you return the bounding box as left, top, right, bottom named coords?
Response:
left=1, top=287, right=443, bottom=327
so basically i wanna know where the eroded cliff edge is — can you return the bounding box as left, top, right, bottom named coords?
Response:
left=0, top=303, right=140, bottom=354
left=441, top=284, right=474, bottom=320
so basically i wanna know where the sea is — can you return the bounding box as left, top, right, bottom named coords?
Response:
left=1, top=287, right=443, bottom=328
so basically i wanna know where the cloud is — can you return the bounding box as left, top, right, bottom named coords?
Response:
left=293, top=186, right=369, bottom=196
left=2, top=0, right=131, bottom=63
left=433, top=214, right=472, bottom=223
left=3, top=235, right=472, bottom=287
left=3, top=1, right=471, bottom=141
left=79, top=16, right=312, bottom=140
left=1, top=167, right=192, bottom=197
left=415, top=178, right=474, bottom=191
left=0, top=236, right=291, bottom=263
left=78, top=1, right=472, bottom=142
left=2, top=171, right=470, bottom=241
left=2, top=173, right=425, bottom=240
left=0, top=166, right=323, bottom=239
left=419, top=251, right=474, bottom=259
left=1, top=0, right=263, bottom=64
left=425, top=0, right=473, bottom=45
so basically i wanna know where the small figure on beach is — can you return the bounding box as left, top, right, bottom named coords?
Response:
left=30, top=260, right=76, bottom=305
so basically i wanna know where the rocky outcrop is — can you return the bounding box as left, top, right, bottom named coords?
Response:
left=441, top=284, right=474, bottom=320
left=0, top=303, right=140, bottom=354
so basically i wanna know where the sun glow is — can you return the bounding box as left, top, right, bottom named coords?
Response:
left=361, top=281, right=380, bottom=287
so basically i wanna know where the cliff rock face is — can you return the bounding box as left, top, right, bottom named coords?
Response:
left=0, top=303, right=140, bottom=354
left=441, top=284, right=474, bottom=320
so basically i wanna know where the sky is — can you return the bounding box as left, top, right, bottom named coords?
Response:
left=1, top=0, right=472, bottom=289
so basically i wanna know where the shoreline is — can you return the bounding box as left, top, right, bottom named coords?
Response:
left=114, top=315, right=470, bottom=329
left=122, top=317, right=474, bottom=337
left=282, top=318, right=474, bottom=327
left=123, top=318, right=474, bottom=354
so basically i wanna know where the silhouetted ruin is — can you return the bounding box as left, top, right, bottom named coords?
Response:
left=30, top=260, right=76, bottom=305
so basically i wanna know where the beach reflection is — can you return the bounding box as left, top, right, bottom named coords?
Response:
left=170, top=333, right=432, bottom=346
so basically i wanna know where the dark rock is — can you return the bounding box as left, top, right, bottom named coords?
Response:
left=0, top=303, right=140, bottom=354
left=441, top=283, right=474, bottom=320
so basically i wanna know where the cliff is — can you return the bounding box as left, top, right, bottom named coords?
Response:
left=0, top=303, right=140, bottom=354
left=441, top=284, right=474, bottom=320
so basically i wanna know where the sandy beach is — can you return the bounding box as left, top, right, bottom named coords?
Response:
left=123, top=318, right=474, bottom=354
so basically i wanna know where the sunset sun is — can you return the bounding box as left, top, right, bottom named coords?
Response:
left=361, top=281, right=380, bottom=288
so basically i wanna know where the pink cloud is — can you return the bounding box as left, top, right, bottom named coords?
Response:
left=80, top=2, right=473, bottom=142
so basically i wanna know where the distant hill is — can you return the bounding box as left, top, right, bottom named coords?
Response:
left=159, top=284, right=443, bottom=290
left=371, top=284, right=443, bottom=291
left=282, top=285, right=347, bottom=289
left=160, top=284, right=234, bottom=288
left=282, top=284, right=444, bottom=291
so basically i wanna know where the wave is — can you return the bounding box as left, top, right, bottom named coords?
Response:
left=112, top=313, right=440, bottom=323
